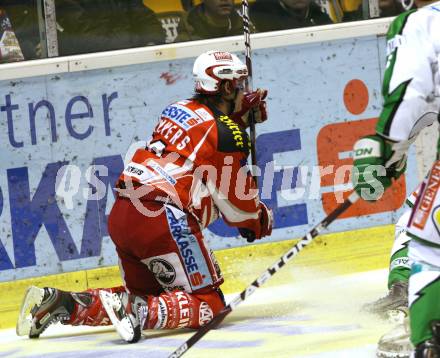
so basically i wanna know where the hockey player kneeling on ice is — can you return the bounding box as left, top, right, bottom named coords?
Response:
left=16, top=50, right=273, bottom=343
left=352, top=0, right=440, bottom=356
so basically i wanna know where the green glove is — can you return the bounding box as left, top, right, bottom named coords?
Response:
left=352, top=134, right=405, bottom=201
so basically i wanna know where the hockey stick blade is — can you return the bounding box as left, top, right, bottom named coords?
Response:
left=168, top=191, right=360, bottom=358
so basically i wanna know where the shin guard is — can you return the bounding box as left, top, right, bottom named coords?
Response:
left=145, top=290, right=225, bottom=329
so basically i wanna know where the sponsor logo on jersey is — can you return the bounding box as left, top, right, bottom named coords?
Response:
left=155, top=118, right=191, bottom=150
left=412, top=161, right=440, bottom=230
left=166, top=207, right=213, bottom=290
left=125, top=165, right=144, bottom=176
left=142, top=252, right=193, bottom=292
left=161, top=104, right=203, bottom=130
left=147, top=160, right=177, bottom=185
left=189, top=272, right=204, bottom=286
left=218, top=115, right=245, bottom=148
left=198, top=301, right=213, bottom=326
left=386, top=35, right=405, bottom=56
left=123, top=162, right=149, bottom=181
left=168, top=213, right=200, bottom=274
left=175, top=291, right=190, bottom=328
left=194, top=108, right=214, bottom=122
left=390, top=257, right=411, bottom=271
left=148, top=258, right=176, bottom=285
left=213, top=51, right=233, bottom=61
left=155, top=297, right=169, bottom=329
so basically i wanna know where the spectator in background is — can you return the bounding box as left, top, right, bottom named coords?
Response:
left=0, top=8, right=25, bottom=63
left=55, top=0, right=166, bottom=56
left=342, top=0, right=412, bottom=21
left=250, top=0, right=333, bottom=32
left=378, top=0, right=410, bottom=16
left=314, top=0, right=361, bottom=23
left=1, top=0, right=40, bottom=60
left=177, top=0, right=250, bottom=41
left=143, top=0, right=187, bottom=44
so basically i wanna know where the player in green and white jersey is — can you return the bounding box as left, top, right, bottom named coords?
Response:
left=352, top=1, right=440, bottom=356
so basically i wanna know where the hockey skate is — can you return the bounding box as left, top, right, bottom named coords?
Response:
left=16, top=286, right=74, bottom=338
left=376, top=314, right=413, bottom=358
left=364, top=281, right=408, bottom=318
left=99, top=291, right=148, bottom=343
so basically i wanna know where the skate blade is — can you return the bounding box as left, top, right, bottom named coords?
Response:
left=376, top=348, right=410, bottom=358
left=376, top=333, right=412, bottom=358
left=16, top=286, right=45, bottom=336
left=99, top=291, right=136, bottom=343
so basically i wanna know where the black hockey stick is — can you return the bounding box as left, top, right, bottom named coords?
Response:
left=168, top=191, right=360, bottom=358
left=242, top=0, right=258, bottom=187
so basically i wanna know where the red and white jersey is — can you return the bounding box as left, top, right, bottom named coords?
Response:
left=117, top=98, right=261, bottom=231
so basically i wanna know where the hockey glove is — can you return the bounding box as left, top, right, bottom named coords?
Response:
left=352, top=134, right=406, bottom=201
left=231, top=89, right=268, bottom=128
left=239, top=202, right=273, bottom=242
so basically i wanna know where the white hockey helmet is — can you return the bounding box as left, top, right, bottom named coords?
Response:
left=193, top=50, right=248, bottom=94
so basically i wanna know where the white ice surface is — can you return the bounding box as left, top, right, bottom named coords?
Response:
left=0, top=269, right=396, bottom=358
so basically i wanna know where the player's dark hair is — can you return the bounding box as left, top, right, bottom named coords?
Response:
left=192, top=81, right=234, bottom=113
left=191, top=92, right=223, bottom=106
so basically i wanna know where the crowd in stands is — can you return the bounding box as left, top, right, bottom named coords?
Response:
left=0, top=7, right=24, bottom=63
left=0, top=0, right=412, bottom=64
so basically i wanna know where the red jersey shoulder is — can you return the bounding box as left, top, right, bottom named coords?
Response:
left=155, top=99, right=249, bottom=156
left=150, top=99, right=217, bottom=157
